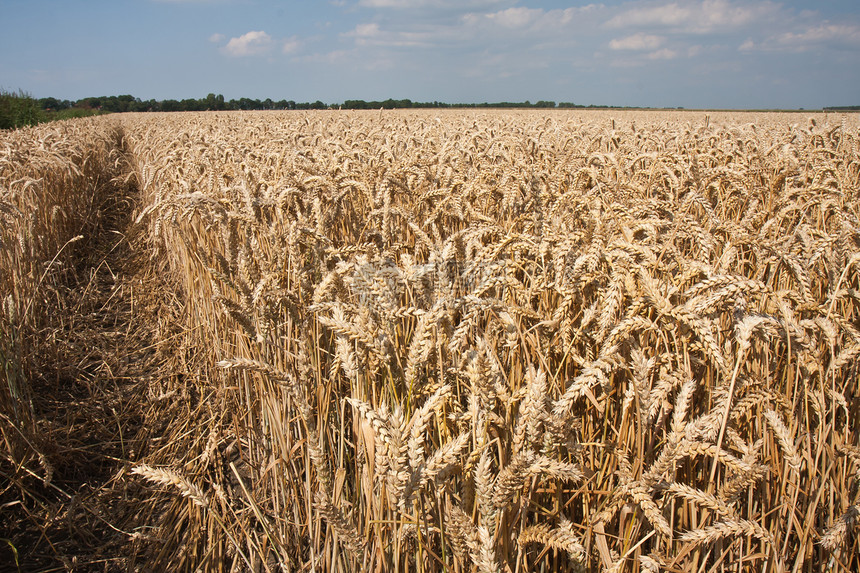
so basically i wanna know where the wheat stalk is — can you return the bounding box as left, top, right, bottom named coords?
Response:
left=132, top=465, right=209, bottom=508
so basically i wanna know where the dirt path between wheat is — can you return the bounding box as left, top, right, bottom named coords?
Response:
left=1, top=135, right=180, bottom=571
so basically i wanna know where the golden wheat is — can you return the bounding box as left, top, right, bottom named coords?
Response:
left=4, top=109, right=859, bottom=572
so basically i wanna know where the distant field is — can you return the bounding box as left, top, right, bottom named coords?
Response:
left=2, top=110, right=859, bottom=572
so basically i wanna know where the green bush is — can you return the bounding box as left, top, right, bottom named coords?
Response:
left=0, top=89, right=42, bottom=130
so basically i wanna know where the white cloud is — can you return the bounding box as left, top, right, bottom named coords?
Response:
left=209, top=33, right=225, bottom=43
left=358, top=0, right=412, bottom=6
left=696, top=0, right=778, bottom=31
left=343, top=21, right=438, bottom=47
left=606, top=0, right=780, bottom=34
left=774, top=23, right=860, bottom=48
left=340, top=3, right=605, bottom=58
left=607, top=43, right=679, bottom=67
left=358, top=0, right=506, bottom=8
left=607, top=2, right=690, bottom=29
left=354, top=22, right=381, bottom=38
left=359, top=0, right=417, bottom=6
left=282, top=36, right=301, bottom=54
left=222, top=31, right=273, bottom=56
left=609, top=33, right=664, bottom=50
left=346, top=22, right=388, bottom=46
left=462, top=5, right=603, bottom=34
left=485, top=7, right=542, bottom=29
left=334, top=3, right=604, bottom=83
left=647, top=48, right=678, bottom=59
left=739, top=22, right=860, bottom=52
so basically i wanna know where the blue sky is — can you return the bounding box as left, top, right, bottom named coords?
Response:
left=1, top=0, right=858, bottom=108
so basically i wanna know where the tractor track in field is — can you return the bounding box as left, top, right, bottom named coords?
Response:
left=1, top=129, right=183, bottom=572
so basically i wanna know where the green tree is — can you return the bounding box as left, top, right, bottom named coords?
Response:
left=205, top=93, right=226, bottom=110
left=0, top=89, right=42, bottom=129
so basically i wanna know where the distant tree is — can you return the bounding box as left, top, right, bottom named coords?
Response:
left=116, top=95, right=136, bottom=112
left=137, top=99, right=160, bottom=112
left=205, top=93, right=226, bottom=110
left=77, top=97, right=102, bottom=109
left=343, top=100, right=370, bottom=109
left=232, top=97, right=260, bottom=110
left=38, top=97, right=64, bottom=111
left=7, top=92, right=642, bottom=119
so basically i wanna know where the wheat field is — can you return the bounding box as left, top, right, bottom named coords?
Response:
left=2, top=109, right=859, bottom=572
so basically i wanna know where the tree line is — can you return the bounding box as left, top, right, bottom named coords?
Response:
left=47, top=94, right=604, bottom=113
left=3, top=89, right=680, bottom=130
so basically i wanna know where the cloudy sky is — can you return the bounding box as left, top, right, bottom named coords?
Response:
left=2, top=0, right=858, bottom=108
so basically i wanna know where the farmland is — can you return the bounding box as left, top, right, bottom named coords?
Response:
left=2, top=109, right=859, bottom=571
